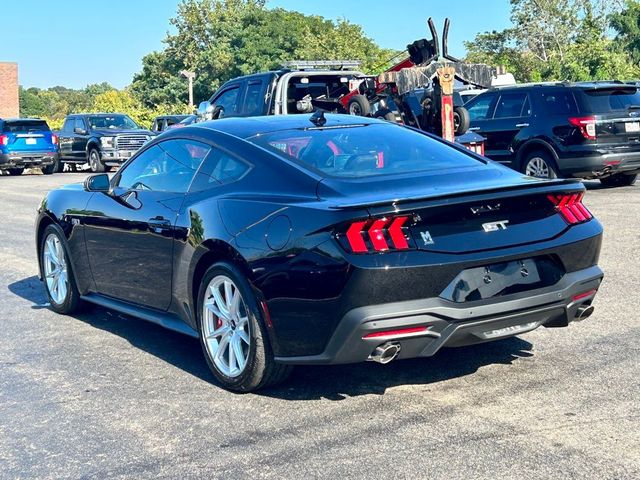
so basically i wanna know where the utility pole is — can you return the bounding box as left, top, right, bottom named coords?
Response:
left=180, top=70, right=196, bottom=109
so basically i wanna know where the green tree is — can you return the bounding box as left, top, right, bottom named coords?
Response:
left=611, top=0, right=640, bottom=63
left=131, top=0, right=395, bottom=108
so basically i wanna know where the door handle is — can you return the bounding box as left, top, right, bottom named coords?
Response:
left=148, top=216, right=171, bottom=232
left=468, top=126, right=481, bottom=132
left=515, top=123, right=529, bottom=128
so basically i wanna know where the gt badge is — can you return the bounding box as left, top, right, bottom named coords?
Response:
left=482, top=220, right=509, bottom=232
left=420, top=231, right=435, bottom=245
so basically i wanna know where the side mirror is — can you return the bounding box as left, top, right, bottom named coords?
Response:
left=197, top=101, right=212, bottom=119
left=84, top=173, right=110, bottom=192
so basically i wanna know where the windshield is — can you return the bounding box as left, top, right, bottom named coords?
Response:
left=3, top=120, right=50, bottom=133
left=88, top=115, right=139, bottom=130
left=577, top=87, right=640, bottom=113
left=246, top=123, right=482, bottom=178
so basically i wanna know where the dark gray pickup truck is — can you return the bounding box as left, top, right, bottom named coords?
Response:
left=56, top=113, right=154, bottom=172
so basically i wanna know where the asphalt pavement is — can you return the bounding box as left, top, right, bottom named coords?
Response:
left=0, top=171, right=638, bottom=479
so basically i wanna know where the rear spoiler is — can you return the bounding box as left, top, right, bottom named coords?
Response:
left=328, top=178, right=583, bottom=209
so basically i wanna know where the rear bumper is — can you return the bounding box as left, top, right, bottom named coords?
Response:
left=0, top=152, right=57, bottom=168
left=275, top=265, right=603, bottom=365
left=558, top=150, right=640, bottom=178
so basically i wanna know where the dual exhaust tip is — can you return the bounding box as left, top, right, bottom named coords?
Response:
left=369, top=342, right=401, bottom=364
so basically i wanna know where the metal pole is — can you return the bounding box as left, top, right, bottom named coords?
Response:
left=180, top=70, right=196, bottom=109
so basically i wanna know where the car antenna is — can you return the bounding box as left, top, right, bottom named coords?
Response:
left=310, top=109, right=327, bottom=127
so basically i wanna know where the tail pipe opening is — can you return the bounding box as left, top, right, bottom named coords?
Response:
left=575, top=304, right=595, bottom=322
left=369, top=342, right=401, bottom=364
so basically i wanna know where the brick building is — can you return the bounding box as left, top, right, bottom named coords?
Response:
left=0, top=62, right=19, bottom=118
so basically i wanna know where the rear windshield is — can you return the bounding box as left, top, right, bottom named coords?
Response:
left=246, top=123, right=482, bottom=178
left=2, top=120, right=50, bottom=133
left=577, top=87, right=640, bottom=113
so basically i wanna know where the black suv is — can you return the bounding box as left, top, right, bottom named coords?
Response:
left=465, top=82, right=640, bottom=186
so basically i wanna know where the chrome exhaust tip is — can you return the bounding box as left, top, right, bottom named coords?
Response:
left=369, top=342, right=401, bottom=364
left=575, top=305, right=595, bottom=322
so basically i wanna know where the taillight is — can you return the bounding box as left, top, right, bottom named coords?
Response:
left=51, top=134, right=58, bottom=145
left=547, top=192, right=592, bottom=225
left=568, top=116, right=597, bottom=140
left=341, top=216, right=413, bottom=254
left=0, top=134, right=8, bottom=146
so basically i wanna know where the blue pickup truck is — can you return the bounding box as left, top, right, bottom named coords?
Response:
left=0, top=118, right=59, bottom=175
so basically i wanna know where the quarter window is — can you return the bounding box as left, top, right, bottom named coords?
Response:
left=117, top=139, right=211, bottom=193
left=190, top=149, right=251, bottom=191
left=243, top=81, right=265, bottom=116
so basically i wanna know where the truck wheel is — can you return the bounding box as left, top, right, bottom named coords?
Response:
left=88, top=149, right=105, bottom=173
left=453, top=106, right=470, bottom=135
left=197, top=262, right=292, bottom=392
left=348, top=95, right=371, bottom=117
left=7, top=168, right=24, bottom=176
left=599, top=173, right=637, bottom=187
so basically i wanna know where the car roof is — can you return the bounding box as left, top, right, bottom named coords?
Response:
left=192, top=114, right=381, bottom=139
left=0, top=118, right=47, bottom=122
left=488, top=81, right=633, bottom=92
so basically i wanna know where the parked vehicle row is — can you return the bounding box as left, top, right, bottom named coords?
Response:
left=464, top=82, right=640, bottom=186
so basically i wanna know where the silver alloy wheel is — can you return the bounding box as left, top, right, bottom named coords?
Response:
left=89, top=150, right=100, bottom=172
left=525, top=156, right=555, bottom=179
left=202, top=275, right=251, bottom=378
left=349, top=102, right=362, bottom=116
left=43, top=233, right=69, bottom=305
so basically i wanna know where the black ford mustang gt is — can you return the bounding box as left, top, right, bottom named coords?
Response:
left=35, top=114, right=604, bottom=391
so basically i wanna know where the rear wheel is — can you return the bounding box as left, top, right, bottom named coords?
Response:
left=599, top=173, right=637, bottom=187
left=7, top=168, right=24, bottom=176
left=41, top=157, right=59, bottom=175
left=88, top=149, right=105, bottom=173
left=348, top=95, right=371, bottom=117
left=522, top=150, right=559, bottom=179
left=197, top=262, right=291, bottom=392
left=40, top=225, right=82, bottom=314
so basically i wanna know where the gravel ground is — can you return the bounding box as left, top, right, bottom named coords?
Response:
left=0, top=171, right=638, bottom=479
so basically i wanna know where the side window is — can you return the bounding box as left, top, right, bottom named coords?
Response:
left=62, top=118, right=74, bottom=132
left=243, top=81, right=265, bottom=116
left=117, top=140, right=211, bottom=193
left=212, top=87, right=240, bottom=118
left=74, top=118, right=86, bottom=131
left=467, top=94, right=497, bottom=121
left=190, top=148, right=251, bottom=191
left=494, top=93, right=528, bottom=119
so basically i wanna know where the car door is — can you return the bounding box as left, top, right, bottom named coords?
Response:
left=59, top=118, right=75, bottom=158
left=483, top=92, right=532, bottom=166
left=467, top=92, right=499, bottom=154
left=82, top=138, right=212, bottom=310
left=73, top=117, right=90, bottom=160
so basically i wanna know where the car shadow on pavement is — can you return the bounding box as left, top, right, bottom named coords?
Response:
left=9, top=275, right=534, bottom=399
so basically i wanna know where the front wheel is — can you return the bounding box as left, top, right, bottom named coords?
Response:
left=599, top=173, right=637, bottom=187
left=88, top=149, right=105, bottom=173
left=348, top=94, right=371, bottom=117
left=453, top=106, right=470, bottom=135
left=197, top=262, right=291, bottom=392
left=522, top=150, right=559, bottom=179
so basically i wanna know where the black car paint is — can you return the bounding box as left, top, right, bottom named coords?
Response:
left=465, top=83, right=640, bottom=178
left=36, top=115, right=603, bottom=362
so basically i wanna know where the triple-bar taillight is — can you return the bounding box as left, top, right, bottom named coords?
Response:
left=344, top=216, right=412, bottom=254
left=547, top=192, right=592, bottom=225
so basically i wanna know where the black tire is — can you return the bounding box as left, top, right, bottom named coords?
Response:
left=197, top=262, right=292, bottom=392
left=7, top=168, right=24, bottom=176
left=521, top=150, right=560, bottom=179
left=599, top=173, right=637, bottom=187
left=39, top=224, right=83, bottom=315
left=348, top=94, right=371, bottom=117
left=374, top=108, right=397, bottom=122
left=88, top=149, right=105, bottom=173
left=453, top=106, right=470, bottom=135
left=41, top=157, right=59, bottom=175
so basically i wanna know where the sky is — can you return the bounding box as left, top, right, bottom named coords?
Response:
left=0, top=0, right=511, bottom=90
